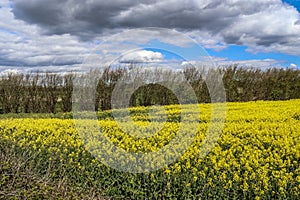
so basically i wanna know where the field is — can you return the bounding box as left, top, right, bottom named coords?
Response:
left=0, top=100, right=300, bottom=199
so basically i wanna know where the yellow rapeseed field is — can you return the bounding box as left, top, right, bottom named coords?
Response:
left=0, top=100, right=299, bottom=199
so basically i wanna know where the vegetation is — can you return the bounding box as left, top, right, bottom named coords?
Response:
left=0, top=100, right=299, bottom=199
left=1, top=65, right=299, bottom=198
left=0, top=66, right=300, bottom=114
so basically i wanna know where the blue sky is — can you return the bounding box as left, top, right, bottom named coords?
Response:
left=0, top=0, right=300, bottom=72
left=207, top=45, right=300, bottom=67
left=209, top=0, right=300, bottom=68
left=137, top=0, right=300, bottom=68
left=140, top=39, right=300, bottom=68
left=283, top=0, right=300, bottom=12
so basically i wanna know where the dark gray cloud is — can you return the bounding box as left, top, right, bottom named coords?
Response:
left=12, top=0, right=236, bottom=35
left=0, top=3, right=92, bottom=73
left=12, top=0, right=159, bottom=38
left=11, top=0, right=300, bottom=50
left=0, top=0, right=296, bottom=72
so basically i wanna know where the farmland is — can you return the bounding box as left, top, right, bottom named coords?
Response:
left=0, top=99, right=300, bottom=199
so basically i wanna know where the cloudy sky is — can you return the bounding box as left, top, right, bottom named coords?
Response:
left=0, top=0, right=300, bottom=73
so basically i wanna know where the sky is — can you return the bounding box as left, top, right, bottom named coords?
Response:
left=0, top=0, right=300, bottom=73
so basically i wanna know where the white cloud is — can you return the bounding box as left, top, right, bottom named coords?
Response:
left=182, top=57, right=281, bottom=68
left=0, top=68, right=20, bottom=75
left=219, top=59, right=281, bottom=68
left=0, top=0, right=298, bottom=72
left=119, top=50, right=164, bottom=63
left=0, top=1, right=93, bottom=72
left=10, top=0, right=300, bottom=56
left=223, top=2, right=300, bottom=56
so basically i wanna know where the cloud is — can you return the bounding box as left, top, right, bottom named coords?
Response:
left=119, top=50, right=164, bottom=63
left=11, top=0, right=300, bottom=56
left=0, top=0, right=298, bottom=72
left=290, top=63, right=297, bottom=68
left=182, top=57, right=281, bottom=68
left=0, top=1, right=197, bottom=72
left=0, top=68, right=20, bottom=76
left=219, top=59, right=281, bottom=68
left=0, top=1, right=94, bottom=72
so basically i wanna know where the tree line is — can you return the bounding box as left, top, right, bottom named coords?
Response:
left=0, top=65, right=299, bottom=114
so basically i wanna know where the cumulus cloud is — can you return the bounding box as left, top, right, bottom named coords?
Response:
left=0, top=1, right=94, bottom=72
left=0, top=0, right=298, bottom=71
left=119, top=50, right=164, bottom=63
left=11, top=0, right=300, bottom=55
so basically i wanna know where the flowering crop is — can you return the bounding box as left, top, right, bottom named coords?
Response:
left=0, top=100, right=300, bottom=199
